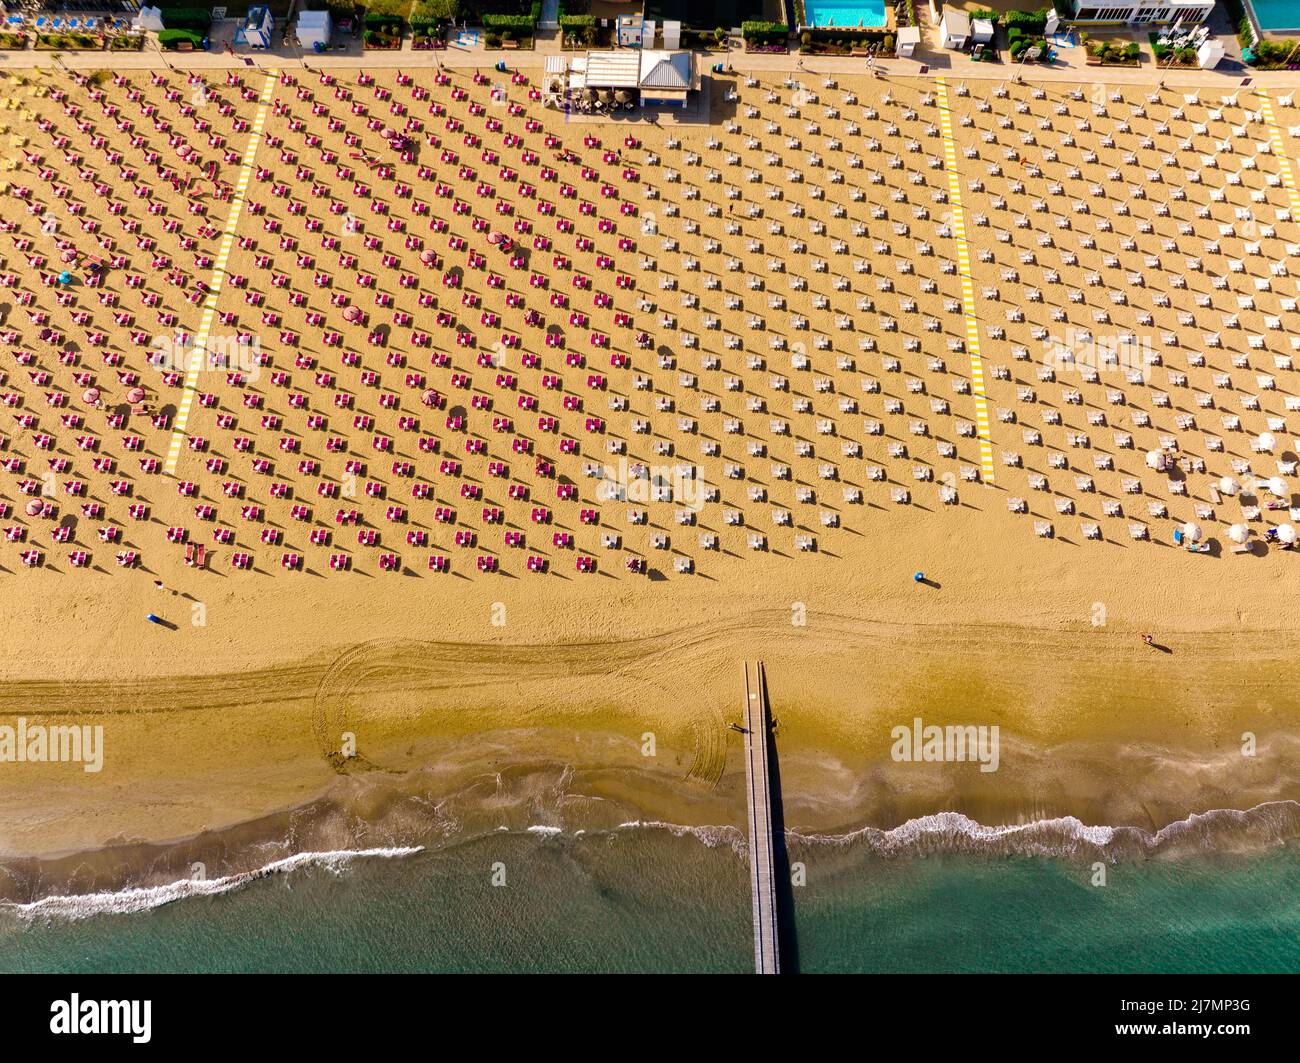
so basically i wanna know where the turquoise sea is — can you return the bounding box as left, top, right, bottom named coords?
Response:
left=2, top=828, right=1296, bottom=973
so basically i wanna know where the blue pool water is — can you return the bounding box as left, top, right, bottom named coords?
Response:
left=1250, top=0, right=1300, bottom=30
left=803, top=0, right=887, bottom=29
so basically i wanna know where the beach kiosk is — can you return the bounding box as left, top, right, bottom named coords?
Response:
left=896, top=24, right=921, bottom=56
left=971, top=17, right=995, bottom=45
left=1196, top=38, right=1225, bottom=69
left=617, top=14, right=645, bottom=46
left=241, top=5, right=274, bottom=48
left=296, top=9, right=331, bottom=50
left=638, top=50, right=698, bottom=108
left=940, top=8, right=969, bottom=49
left=135, top=5, right=165, bottom=31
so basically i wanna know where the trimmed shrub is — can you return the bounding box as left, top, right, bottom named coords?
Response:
left=158, top=27, right=203, bottom=48
left=742, top=21, right=787, bottom=44
left=483, top=12, right=534, bottom=33
left=1004, top=8, right=1048, bottom=34
left=160, top=6, right=212, bottom=33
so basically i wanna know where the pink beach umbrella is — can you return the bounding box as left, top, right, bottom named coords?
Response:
left=344, top=305, right=363, bottom=324
left=82, top=387, right=101, bottom=406
left=126, top=387, right=146, bottom=404
left=25, top=499, right=43, bottom=517
left=421, top=389, right=440, bottom=407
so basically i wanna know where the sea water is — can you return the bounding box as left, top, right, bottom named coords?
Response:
left=2, top=827, right=1296, bottom=973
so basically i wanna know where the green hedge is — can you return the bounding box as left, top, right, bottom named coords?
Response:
left=363, top=11, right=404, bottom=30
left=161, top=6, right=212, bottom=33
left=484, top=12, right=534, bottom=30
left=742, top=20, right=787, bottom=42
left=411, top=0, right=456, bottom=25
left=1005, top=8, right=1048, bottom=33
left=159, top=27, right=204, bottom=47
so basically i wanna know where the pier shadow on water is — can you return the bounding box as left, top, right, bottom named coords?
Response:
left=759, top=666, right=801, bottom=975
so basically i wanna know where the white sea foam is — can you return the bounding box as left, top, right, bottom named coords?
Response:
left=4, top=846, right=423, bottom=922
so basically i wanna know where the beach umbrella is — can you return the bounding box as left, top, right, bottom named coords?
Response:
left=126, top=387, right=146, bottom=404
left=61, top=249, right=77, bottom=263
left=81, top=387, right=101, bottom=405
left=343, top=305, right=362, bottom=324
left=57, top=270, right=73, bottom=285
left=421, top=389, right=440, bottom=407
left=1257, top=432, right=1276, bottom=452
left=1145, top=449, right=1165, bottom=470
left=1181, top=521, right=1202, bottom=543
left=1228, top=523, right=1249, bottom=544
left=1219, top=476, right=1239, bottom=496
left=25, top=499, right=42, bottom=517
left=1277, top=523, right=1297, bottom=545
left=615, top=90, right=634, bottom=105
left=1266, top=476, right=1288, bottom=497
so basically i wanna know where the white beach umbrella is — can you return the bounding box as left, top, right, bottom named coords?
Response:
left=1219, top=476, right=1239, bottom=496
left=1257, top=432, right=1276, bottom=452
left=1181, top=521, right=1203, bottom=543
left=1146, top=449, right=1166, bottom=470
left=1228, top=523, right=1250, bottom=544
left=1266, top=476, right=1289, bottom=497
left=1277, top=523, right=1297, bottom=545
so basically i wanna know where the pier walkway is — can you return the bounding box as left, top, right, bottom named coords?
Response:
left=742, top=660, right=779, bottom=975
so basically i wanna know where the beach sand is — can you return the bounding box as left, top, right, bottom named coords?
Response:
left=0, top=66, right=1298, bottom=892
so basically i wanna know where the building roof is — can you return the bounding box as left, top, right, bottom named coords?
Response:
left=582, top=50, right=642, bottom=89
left=639, top=50, right=692, bottom=90
left=941, top=8, right=970, bottom=33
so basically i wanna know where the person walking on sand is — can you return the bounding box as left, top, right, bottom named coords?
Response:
left=1141, top=633, right=1154, bottom=647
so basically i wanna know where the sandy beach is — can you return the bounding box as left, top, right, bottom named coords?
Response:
left=1, top=61, right=1298, bottom=895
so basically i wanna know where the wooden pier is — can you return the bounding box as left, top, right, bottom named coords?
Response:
left=742, top=660, right=780, bottom=975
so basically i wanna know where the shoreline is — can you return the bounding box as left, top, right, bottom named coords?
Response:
left=1, top=714, right=1296, bottom=904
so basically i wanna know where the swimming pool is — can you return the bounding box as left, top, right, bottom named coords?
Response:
left=1249, top=0, right=1300, bottom=30
left=801, top=0, right=887, bottom=29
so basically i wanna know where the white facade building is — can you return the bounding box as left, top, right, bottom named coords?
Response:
left=1068, top=0, right=1213, bottom=24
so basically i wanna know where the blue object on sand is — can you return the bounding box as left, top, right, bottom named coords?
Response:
left=58, top=270, right=73, bottom=285
left=914, top=571, right=925, bottom=582
left=146, top=613, right=164, bottom=625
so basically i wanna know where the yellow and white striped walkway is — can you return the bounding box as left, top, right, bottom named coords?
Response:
left=1256, top=90, right=1300, bottom=220
left=164, top=70, right=277, bottom=476
left=934, top=78, right=995, bottom=485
